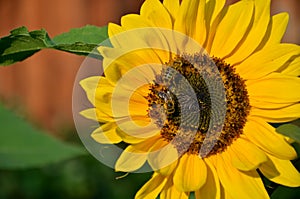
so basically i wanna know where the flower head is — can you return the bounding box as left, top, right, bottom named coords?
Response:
left=80, top=0, right=300, bottom=198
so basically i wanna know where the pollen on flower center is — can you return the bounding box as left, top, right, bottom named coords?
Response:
left=146, top=53, right=251, bottom=157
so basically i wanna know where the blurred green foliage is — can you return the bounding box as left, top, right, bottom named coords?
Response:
left=0, top=103, right=86, bottom=169
left=0, top=156, right=152, bottom=199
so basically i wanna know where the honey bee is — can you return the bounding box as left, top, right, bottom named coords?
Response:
left=173, top=60, right=183, bottom=68
left=158, top=90, right=175, bottom=114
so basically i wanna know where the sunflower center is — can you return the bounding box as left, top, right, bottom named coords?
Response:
left=146, top=53, right=250, bottom=157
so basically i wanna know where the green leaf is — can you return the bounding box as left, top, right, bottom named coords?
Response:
left=276, top=124, right=300, bottom=143
left=0, top=26, right=53, bottom=66
left=53, top=25, right=108, bottom=44
left=0, top=103, right=86, bottom=169
left=0, top=25, right=108, bottom=66
left=52, top=25, right=108, bottom=58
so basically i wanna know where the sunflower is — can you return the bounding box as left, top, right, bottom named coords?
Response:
left=80, top=0, right=300, bottom=198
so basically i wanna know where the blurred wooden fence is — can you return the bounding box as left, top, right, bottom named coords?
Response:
left=0, top=0, right=299, bottom=134
left=0, top=0, right=142, bottom=133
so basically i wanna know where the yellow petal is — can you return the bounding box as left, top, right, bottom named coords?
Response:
left=100, top=47, right=168, bottom=84
left=171, top=0, right=205, bottom=55
left=119, top=15, right=175, bottom=59
left=115, top=145, right=147, bottom=172
left=221, top=185, right=234, bottom=199
left=107, top=23, right=126, bottom=48
left=249, top=99, right=292, bottom=110
left=116, top=127, right=146, bottom=144
left=88, top=77, right=116, bottom=115
left=246, top=73, right=300, bottom=107
left=80, top=76, right=101, bottom=106
left=195, top=158, right=220, bottom=199
left=148, top=143, right=179, bottom=175
left=95, top=79, right=114, bottom=104
left=95, top=99, right=114, bottom=116
left=174, top=0, right=198, bottom=34
left=129, top=86, right=149, bottom=104
left=160, top=176, right=189, bottom=199
left=91, top=123, right=122, bottom=144
left=111, top=86, right=149, bottom=119
left=204, top=0, right=226, bottom=51
left=95, top=106, right=116, bottom=122
left=116, top=120, right=160, bottom=142
left=263, top=12, right=289, bottom=46
left=147, top=138, right=172, bottom=173
left=163, top=0, right=180, bottom=23
left=117, top=120, right=159, bottom=144
left=79, top=108, right=99, bottom=122
left=128, top=101, right=148, bottom=118
left=194, top=0, right=207, bottom=45
left=173, top=0, right=208, bottom=46
left=102, top=30, right=171, bottom=58
left=115, top=135, right=160, bottom=155
left=110, top=84, right=149, bottom=120
left=99, top=46, right=124, bottom=62
left=173, top=154, right=207, bottom=192
left=157, top=159, right=178, bottom=176
left=80, top=108, right=114, bottom=123
left=251, top=103, right=300, bottom=123
left=105, top=30, right=164, bottom=58
left=135, top=173, right=168, bottom=199
left=101, top=58, right=133, bottom=85
left=96, top=102, right=114, bottom=122
left=107, top=22, right=124, bottom=37
left=243, top=117, right=297, bottom=160
left=225, top=0, right=271, bottom=65
left=210, top=1, right=254, bottom=58
left=281, top=56, right=300, bottom=76
left=237, top=44, right=300, bottom=80
left=227, top=137, right=267, bottom=171
left=215, top=153, right=269, bottom=199
left=140, top=0, right=172, bottom=29
left=133, top=136, right=162, bottom=152
left=259, top=154, right=300, bottom=187
left=121, top=14, right=151, bottom=29
left=205, top=0, right=226, bottom=28
left=100, top=51, right=146, bottom=84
